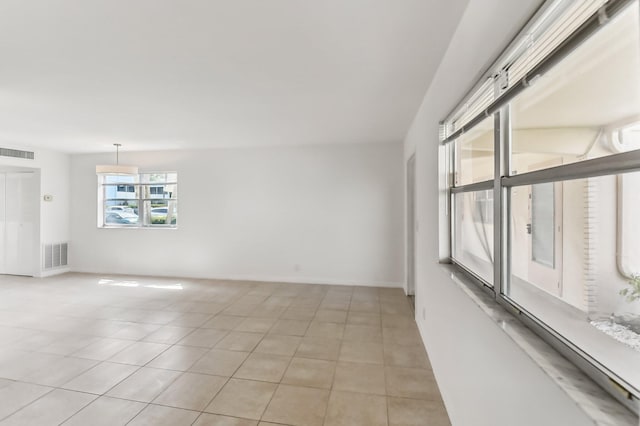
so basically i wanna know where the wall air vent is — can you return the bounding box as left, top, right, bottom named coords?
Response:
left=43, top=243, right=68, bottom=269
left=0, top=148, right=35, bottom=160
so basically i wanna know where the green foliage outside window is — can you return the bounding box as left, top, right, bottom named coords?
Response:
left=620, top=274, right=640, bottom=303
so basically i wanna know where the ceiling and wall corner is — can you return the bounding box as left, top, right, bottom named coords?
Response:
left=0, top=0, right=469, bottom=154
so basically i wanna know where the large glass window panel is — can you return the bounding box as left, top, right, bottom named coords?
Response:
left=510, top=2, right=640, bottom=175
left=454, top=116, right=494, bottom=186
left=507, top=172, right=640, bottom=393
left=453, top=190, right=494, bottom=285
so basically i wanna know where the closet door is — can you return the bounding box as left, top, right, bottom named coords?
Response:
left=5, top=172, right=36, bottom=276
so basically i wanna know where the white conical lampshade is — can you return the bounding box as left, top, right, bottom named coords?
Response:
left=95, top=164, right=139, bottom=175
left=95, top=143, right=138, bottom=175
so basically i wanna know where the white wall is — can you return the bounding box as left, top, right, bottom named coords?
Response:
left=593, top=174, right=640, bottom=316
left=70, top=142, right=404, bottom=287
left=404, top=0, right=594, bottom=425
left=0, top=145, right=71, bottom=277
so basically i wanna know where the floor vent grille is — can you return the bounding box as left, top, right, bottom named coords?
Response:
left=0, top=148, right=35, bottom=160
left=44, top=243, right=68, bottom=269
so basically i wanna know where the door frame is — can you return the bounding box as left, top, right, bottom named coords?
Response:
left=0, top=167, right=41, bottom=277
left=406, top=153, right=416, bottom=297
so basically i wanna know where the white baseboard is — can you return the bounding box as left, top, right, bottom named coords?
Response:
left=69, top=268, right=402, bottom=288
left=37, top=267, right=71, bottom=278
left=213, top=274, right=403, bottom=288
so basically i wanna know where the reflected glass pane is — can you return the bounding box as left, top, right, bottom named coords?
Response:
left=453, top=190, right=494, bottom=285
left=454, top=116, right=494, bottom=186
left=510, top=2, right=640, bottom=175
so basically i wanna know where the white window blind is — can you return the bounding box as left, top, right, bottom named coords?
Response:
left=506, top=0, right=607, bottom=87
left=445, top=78, right=495, bottom=135
left=446, top=78, right=495, bottom=136
left=442, top=0, right=615, bottom=142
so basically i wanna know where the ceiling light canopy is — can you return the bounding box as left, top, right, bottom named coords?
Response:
left=96, top=144, right=138, bottom=175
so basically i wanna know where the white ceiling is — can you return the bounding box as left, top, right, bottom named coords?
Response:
left=0, top=0, right=468, bottom=153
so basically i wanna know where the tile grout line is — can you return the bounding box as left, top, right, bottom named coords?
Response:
left=1, top=277, right=428, bottom=426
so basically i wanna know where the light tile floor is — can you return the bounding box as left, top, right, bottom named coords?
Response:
left=0, top=273, right=450, bottom=426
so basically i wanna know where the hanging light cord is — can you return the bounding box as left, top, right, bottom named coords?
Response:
left=114, top=143, right=121, bottom=165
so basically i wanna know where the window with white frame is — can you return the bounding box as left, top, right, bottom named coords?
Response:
left=98, top=172, right=178, bottom=228
left=441, top=0, right=640, bottom=414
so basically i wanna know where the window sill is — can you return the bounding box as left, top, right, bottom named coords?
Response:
left=98, top=226, right=178, bottom=230
left=440, top=263, right=638, bottom=426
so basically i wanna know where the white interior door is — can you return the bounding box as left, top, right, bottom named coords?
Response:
left=4, top=172, right=37, bottom=276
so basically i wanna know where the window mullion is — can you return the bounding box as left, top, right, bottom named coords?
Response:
left=493, top=110, right=502, bottom=298
left=138, top=183, right=143, bottom=226
left=503, top=149, right=640, bottom=187
left=450, top=180, right=493, bottom=193
left=495, top=104, right=512, bottom=299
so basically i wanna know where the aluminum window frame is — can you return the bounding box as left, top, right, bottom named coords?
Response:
left=448, top=105, right=640, bottom=415
left=441, top=0, right=640, bottom=414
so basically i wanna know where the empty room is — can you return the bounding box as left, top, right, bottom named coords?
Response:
left=0, top=0, right=639, bottom=425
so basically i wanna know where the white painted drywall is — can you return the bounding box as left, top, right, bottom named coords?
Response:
left=70, top=142, right=404, bottom=286
left=0, top=145, right=70, bottom=276
left=404, top=0, right=594, bottom=424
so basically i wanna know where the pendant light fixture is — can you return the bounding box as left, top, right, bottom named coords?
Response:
left=95, top=143, right=138, bottom=175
